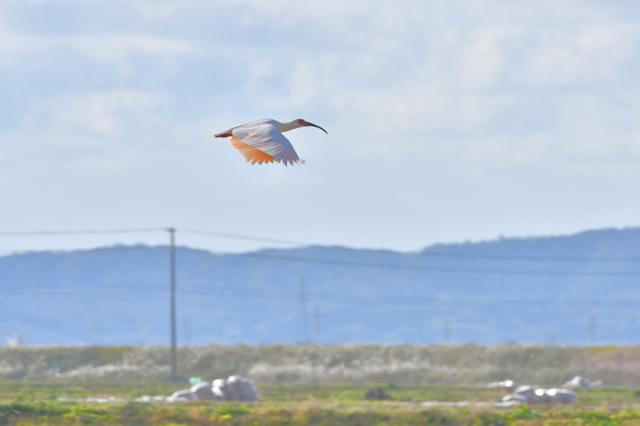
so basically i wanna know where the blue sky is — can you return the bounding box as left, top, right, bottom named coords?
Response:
left=1, top=0, right=639, bottom=253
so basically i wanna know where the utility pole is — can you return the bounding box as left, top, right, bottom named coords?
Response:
left=299, top=279, right=309, bottom=343
left=313, top=306, right=321, bottom=343
left=441, top=316, right=451, bottom=343
left=587, top=313, right=596, bottom=343
left=168, top=227, right=177, bottom=382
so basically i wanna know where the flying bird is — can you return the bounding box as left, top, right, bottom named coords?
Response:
left=214, top=118, right=327, bottom=165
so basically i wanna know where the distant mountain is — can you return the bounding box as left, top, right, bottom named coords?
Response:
left=1, top=228, right=640, bottom=346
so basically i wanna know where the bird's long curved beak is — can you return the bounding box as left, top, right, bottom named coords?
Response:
left=304, top=121, right=328, bottom=134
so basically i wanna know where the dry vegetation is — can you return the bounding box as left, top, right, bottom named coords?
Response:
left=3, top=345, right=640, bottom=425
left=2, top=344, right=640, bottom=386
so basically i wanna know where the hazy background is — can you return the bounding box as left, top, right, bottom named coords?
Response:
left=1, top=0, right=639, bottom=254
left=2, top=229, right=640, bottom=346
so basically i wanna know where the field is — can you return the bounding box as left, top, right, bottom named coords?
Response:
left=2, top=345, right=640, bottom=425
left=3, top=383, right=640, bottom=425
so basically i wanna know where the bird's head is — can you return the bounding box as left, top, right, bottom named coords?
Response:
left=297, top=118, right=328, bottom=134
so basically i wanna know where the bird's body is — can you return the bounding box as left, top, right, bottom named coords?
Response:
left=214, top=118, right=327, bottom=165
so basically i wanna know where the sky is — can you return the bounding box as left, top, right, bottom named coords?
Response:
left=0, top=0, right=639, bottom=254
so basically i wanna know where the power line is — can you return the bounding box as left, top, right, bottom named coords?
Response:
left=0, top=227, right=165, bottom=237
left=1, top=243, right=639, bottom=278
left=180, top=228, right=309, bottom=246
left=2, top=226, right=640, bottom=263
left=420, top=251, right=640, bottom=263
left=240, top=252, right=640, bottom=277
left=1, top=227, right=640, bottom=278
left=171, top=284, right=640, bottom=309
left=5, top=274, right=640, bottom=318
left=3, top=283, right=639, bottom=305
left=182, top=227, right=640, bottom=263
left=3, top=226, right=639, bottom=347
left=186, top=293, right=640, bottom=312
left=2, top=247, right=639, bottom=278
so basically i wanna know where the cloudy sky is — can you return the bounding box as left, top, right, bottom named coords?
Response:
left=1, top=0, right=639, bottom=253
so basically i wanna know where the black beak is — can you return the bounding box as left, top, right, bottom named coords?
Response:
left=304, top=121, right=328, bottom=134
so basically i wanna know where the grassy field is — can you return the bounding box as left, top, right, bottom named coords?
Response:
left=2, top=382, right=640, bottom=425
left=3, top=345, right=640, bottom=424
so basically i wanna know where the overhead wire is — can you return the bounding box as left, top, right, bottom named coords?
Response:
left=6, top=282, right=640, bottom=310
left=239, top=252, right=640, bottom=277
left=182, top=227, right=640, bottom=263
left=3, top=227, right=639, bottom=341
left=0, top=227, right=166, bottom=237
left=180, top=228, right=309, bottom=246
left=0, top=227, right=639, bottom=278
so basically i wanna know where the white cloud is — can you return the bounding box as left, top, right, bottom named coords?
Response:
left=0, top=1, right=195, bottom=71
left=255, top=1, right=640, bottom=164
left=0, top=89, right=170, bottom=172
left=3, top=0, right=640, bottom=168
left=64, top=34, right=196, bottom=71
left=0, top=31, right=195, bottom=73
left=1, top=0, right=640, bottom=252
left=48, top=90, right=167, bottom=137
left=460, top=26, right=523, bottom=90
left=524, top=24, right=636, bottom=87
left=0, top=5, right=49, bottom=67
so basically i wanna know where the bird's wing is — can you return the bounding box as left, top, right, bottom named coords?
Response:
left=230, top=137, right=275, bottom=164
left=231, top=123, right=301, bottom=166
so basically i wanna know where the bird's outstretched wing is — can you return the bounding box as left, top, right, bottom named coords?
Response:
left=230, top=137, right=275, bottom=164
left=231, top=123, right=302, bottom=166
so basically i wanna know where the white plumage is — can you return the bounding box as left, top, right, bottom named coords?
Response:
left=214, top=117, right=327, bottom=166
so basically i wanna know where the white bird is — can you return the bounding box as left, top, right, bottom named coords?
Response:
left=214, top=118, right=327, bottom=165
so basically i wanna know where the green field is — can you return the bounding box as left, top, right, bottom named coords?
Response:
left=2, top=382, right=640, bottom=425
left=2, top=345, right=640, bottom=425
